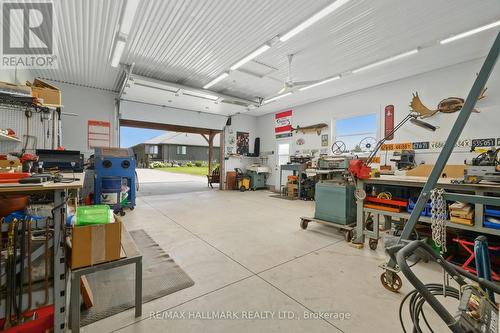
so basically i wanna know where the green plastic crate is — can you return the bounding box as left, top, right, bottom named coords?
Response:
left=76, top=205, right=110, bottom=226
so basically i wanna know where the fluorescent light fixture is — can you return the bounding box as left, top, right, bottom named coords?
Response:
left=134, top=82, right=179, bottom=93
left=203, top=72, right=229, bottom=89
left=440, top=20, right=500, bottom=44
left=230, top=44, right=271, bottom=70
left=263, top=92, right=292, bottom=104
left=111, top=39, right=126, bottom=67
left=120, top=0, right=141, bottom=35
left=279, top=0, right=351, bottom=42
left=183, top=90, right=219, bottom=101
left=299, top=75, right=340, bottom=91
left=352, top=49, right=419, bottom=74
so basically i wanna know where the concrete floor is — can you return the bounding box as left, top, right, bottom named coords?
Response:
left=136, top=168, right=211, bottom=197
left=83, top=170, right=455, bottom=333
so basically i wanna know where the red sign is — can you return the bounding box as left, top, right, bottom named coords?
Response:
left=275, top=110, right=292, bottom=138
left=384, top=105, right=395, bottom=140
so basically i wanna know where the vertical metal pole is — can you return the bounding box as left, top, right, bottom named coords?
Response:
left=53, top=190, right=66, bottom=332
left=387, top=31, right=500, bottom=270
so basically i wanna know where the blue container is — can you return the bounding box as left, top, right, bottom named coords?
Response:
left=101, top=176, right=122, bottom=191
left=483, top=219, right=500, bottom=230
left=485, top=206, right=500, bottom=218
left=407, top=198, right=429, bottom=217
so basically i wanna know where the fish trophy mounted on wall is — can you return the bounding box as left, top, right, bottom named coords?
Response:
left=291, top=123, right=328, bottom=135
left=410, top=87, right=487, bottom=119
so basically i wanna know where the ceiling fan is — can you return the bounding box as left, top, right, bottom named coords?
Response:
left=276, top=54, right=322, bottom=94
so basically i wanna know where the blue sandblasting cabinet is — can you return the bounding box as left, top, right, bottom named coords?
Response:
left=94, top=147, right=136, bottom=215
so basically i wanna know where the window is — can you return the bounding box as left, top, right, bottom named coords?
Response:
left=335, top=114, right=377, bottom=153
left=176, top=146, right=187, bottom=155
left=145, top=145, right=158, bottom=157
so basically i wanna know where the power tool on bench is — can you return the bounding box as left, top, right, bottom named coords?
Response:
left=462, top=147, right=500, bottom=184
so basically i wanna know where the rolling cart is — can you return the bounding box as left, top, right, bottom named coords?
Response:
left=299, top=216, right=355, bottom=242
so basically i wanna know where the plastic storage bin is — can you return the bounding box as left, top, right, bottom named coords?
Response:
left=76, top=205, right=110, bottom=226
left=407, top=198, right=430, bottom=217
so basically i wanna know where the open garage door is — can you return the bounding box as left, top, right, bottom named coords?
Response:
left=119, top=100, right=225, bottom=191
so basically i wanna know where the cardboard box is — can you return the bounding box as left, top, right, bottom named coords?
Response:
left=0, top=80, right=32, bottom=97
left=69, top=221, right=122, bottom=269
left=30, top=78, right=62, bottom=107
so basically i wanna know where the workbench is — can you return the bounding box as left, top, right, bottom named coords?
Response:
left=279, top=163, right=306, bottom=199
left=0, top=173, right=84, bottom=332
left=353, top=175, right=500, bottom=247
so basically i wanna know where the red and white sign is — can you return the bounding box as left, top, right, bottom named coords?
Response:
left=88, top=120, right=111, bottom=149
left=384, top=105, right=395, bottom=141
left=275, top=110, right=292, bottom=138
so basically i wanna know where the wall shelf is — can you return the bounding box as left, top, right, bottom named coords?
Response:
left=0, top=132, right=21, bottom=143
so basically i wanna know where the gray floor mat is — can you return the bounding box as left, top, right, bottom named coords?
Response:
left=80, top=229, right=195, bottom=326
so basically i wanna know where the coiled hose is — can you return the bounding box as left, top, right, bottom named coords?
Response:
left=399, top=283, right=460, bottom=333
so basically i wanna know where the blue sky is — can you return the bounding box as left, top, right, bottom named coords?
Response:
left=120, top=127, right=165, bottom=148
left=336, top=113, right=377, bottom=136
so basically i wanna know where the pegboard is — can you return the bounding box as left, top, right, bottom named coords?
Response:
left=0, top=104, right=60, bottom=154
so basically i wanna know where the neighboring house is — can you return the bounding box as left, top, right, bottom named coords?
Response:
left=132, top=132, right=220, bottom=167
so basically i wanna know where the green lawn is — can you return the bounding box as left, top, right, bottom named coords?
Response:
left=157, top=166, right=209, bottom=177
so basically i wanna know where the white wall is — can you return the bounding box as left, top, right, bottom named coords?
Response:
left=224, top=113, right=259, bottom=173
left=55, top=82, right=117, bottom=156
left=256, top=57, right=500, bottom=185
left=0, top=71, right=118, bottom=157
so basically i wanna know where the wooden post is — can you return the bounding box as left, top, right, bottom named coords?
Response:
left=208, top=131, right=215, bottom=175
left=219, top=130, right=224, bottom=190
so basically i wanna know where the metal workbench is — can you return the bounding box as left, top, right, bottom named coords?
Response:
left=279, top=163, right=306, bottom=199
left=353, top=175, right=500, bottom=246
left=0, top=174, right=84, bottom=332
left=70, top=224, right=142, bottom=333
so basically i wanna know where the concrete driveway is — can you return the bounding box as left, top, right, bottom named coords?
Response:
left=136, top=168, right=212, bottom=197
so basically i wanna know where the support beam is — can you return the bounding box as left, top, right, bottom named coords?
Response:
left=120, top=119, right=221, bottom=136
left=219, top=130, right=224, bottom=190
left=208, top=131, right=215, bottom=175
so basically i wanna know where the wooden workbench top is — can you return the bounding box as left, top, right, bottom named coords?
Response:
left=0, top=172, right=85, bottom=193
left=363, top=174, right=500, bottom=190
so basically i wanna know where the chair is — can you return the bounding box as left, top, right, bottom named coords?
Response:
left=207, top=166, right=220, bottom=189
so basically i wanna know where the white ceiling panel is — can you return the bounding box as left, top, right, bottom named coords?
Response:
left=15, top=0, right=500, bottom=114
left=30, top=0, right=124, bottom=91
left=248, top=28, right=499, bottom=115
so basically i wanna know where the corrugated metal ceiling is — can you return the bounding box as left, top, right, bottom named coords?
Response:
left=25, top=0, right=500, bottom=104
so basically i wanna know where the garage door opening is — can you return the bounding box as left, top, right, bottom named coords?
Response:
left=120, top=120, right=223, bottom=196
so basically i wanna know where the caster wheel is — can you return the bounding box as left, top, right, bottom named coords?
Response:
left=239, top=186, right=246, bottom=192
left=380, top=272, right=402, bottom=292
left=369, top=238, right=378, bottom=250
left=300, top=219, right=309, bottom=230
left=366, top=215, right=374, bottom=231
left=344, top=230, right=353, bottom=242
left=119, top=210, right=126, bottom=217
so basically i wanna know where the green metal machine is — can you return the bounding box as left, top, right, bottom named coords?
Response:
left=246, top=165, right=270, bottom=190
left=314, top=182, right=357, bottom=225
